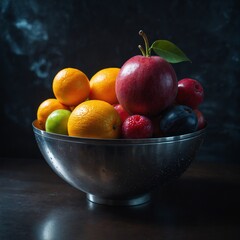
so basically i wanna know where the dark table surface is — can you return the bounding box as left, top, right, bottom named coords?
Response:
left=1, top=158, right=240, bottom=240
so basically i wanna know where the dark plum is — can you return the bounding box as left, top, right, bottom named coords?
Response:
left=160, top=105, right=198, bottom=136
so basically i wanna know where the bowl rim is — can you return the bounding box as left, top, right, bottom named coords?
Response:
left=32, top=120, right=207, bottom=145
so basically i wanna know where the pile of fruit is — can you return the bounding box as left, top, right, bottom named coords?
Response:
left=36, top=30, right=206, bottom=139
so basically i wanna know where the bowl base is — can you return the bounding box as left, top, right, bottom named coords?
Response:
left=87, top=193, right=151, bottom=206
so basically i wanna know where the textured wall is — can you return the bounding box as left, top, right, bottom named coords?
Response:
left=0, top=0, right=239, bottom=162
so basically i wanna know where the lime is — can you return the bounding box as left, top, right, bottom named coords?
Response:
left=45, top=109, right=71, bottom=135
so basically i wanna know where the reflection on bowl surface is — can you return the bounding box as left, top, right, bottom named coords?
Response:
left=32, top=120, right=206, bottom=206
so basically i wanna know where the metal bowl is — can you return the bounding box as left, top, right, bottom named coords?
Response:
left=32, top=120, right=206, bottom=206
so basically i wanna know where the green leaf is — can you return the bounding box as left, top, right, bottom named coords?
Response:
left=151, top=40, right=191, bottom=63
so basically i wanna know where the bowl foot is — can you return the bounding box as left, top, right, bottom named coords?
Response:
left=87, top=193, right=151, bottom=206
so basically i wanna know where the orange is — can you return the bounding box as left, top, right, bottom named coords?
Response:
left=34, top=119, right=44, bottom=130
left=37, top=98, right=69, bottom=130
left=52, top=68, right=90, bottom=107
left=89, top=67, right=120, bottom=104
left=68, top=100, right=122, bottom=139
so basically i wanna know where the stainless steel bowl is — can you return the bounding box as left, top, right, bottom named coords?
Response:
left=32, top=120, right=206, bottom=206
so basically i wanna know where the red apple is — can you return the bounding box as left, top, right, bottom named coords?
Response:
left=113, top=104, right=130, bottom=123
left=116, top=55, right=177, bottom=116
left=176, top=78, right=204, bottom=109
left=115, top=31, right=178, bottom=117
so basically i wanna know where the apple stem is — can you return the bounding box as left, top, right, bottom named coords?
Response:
left=139, top=30, right=151, bottom=57
left=138, top=45, right=146, bottom=56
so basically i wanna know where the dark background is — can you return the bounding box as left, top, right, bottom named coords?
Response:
left=0, top=0, right=239, bottom=162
